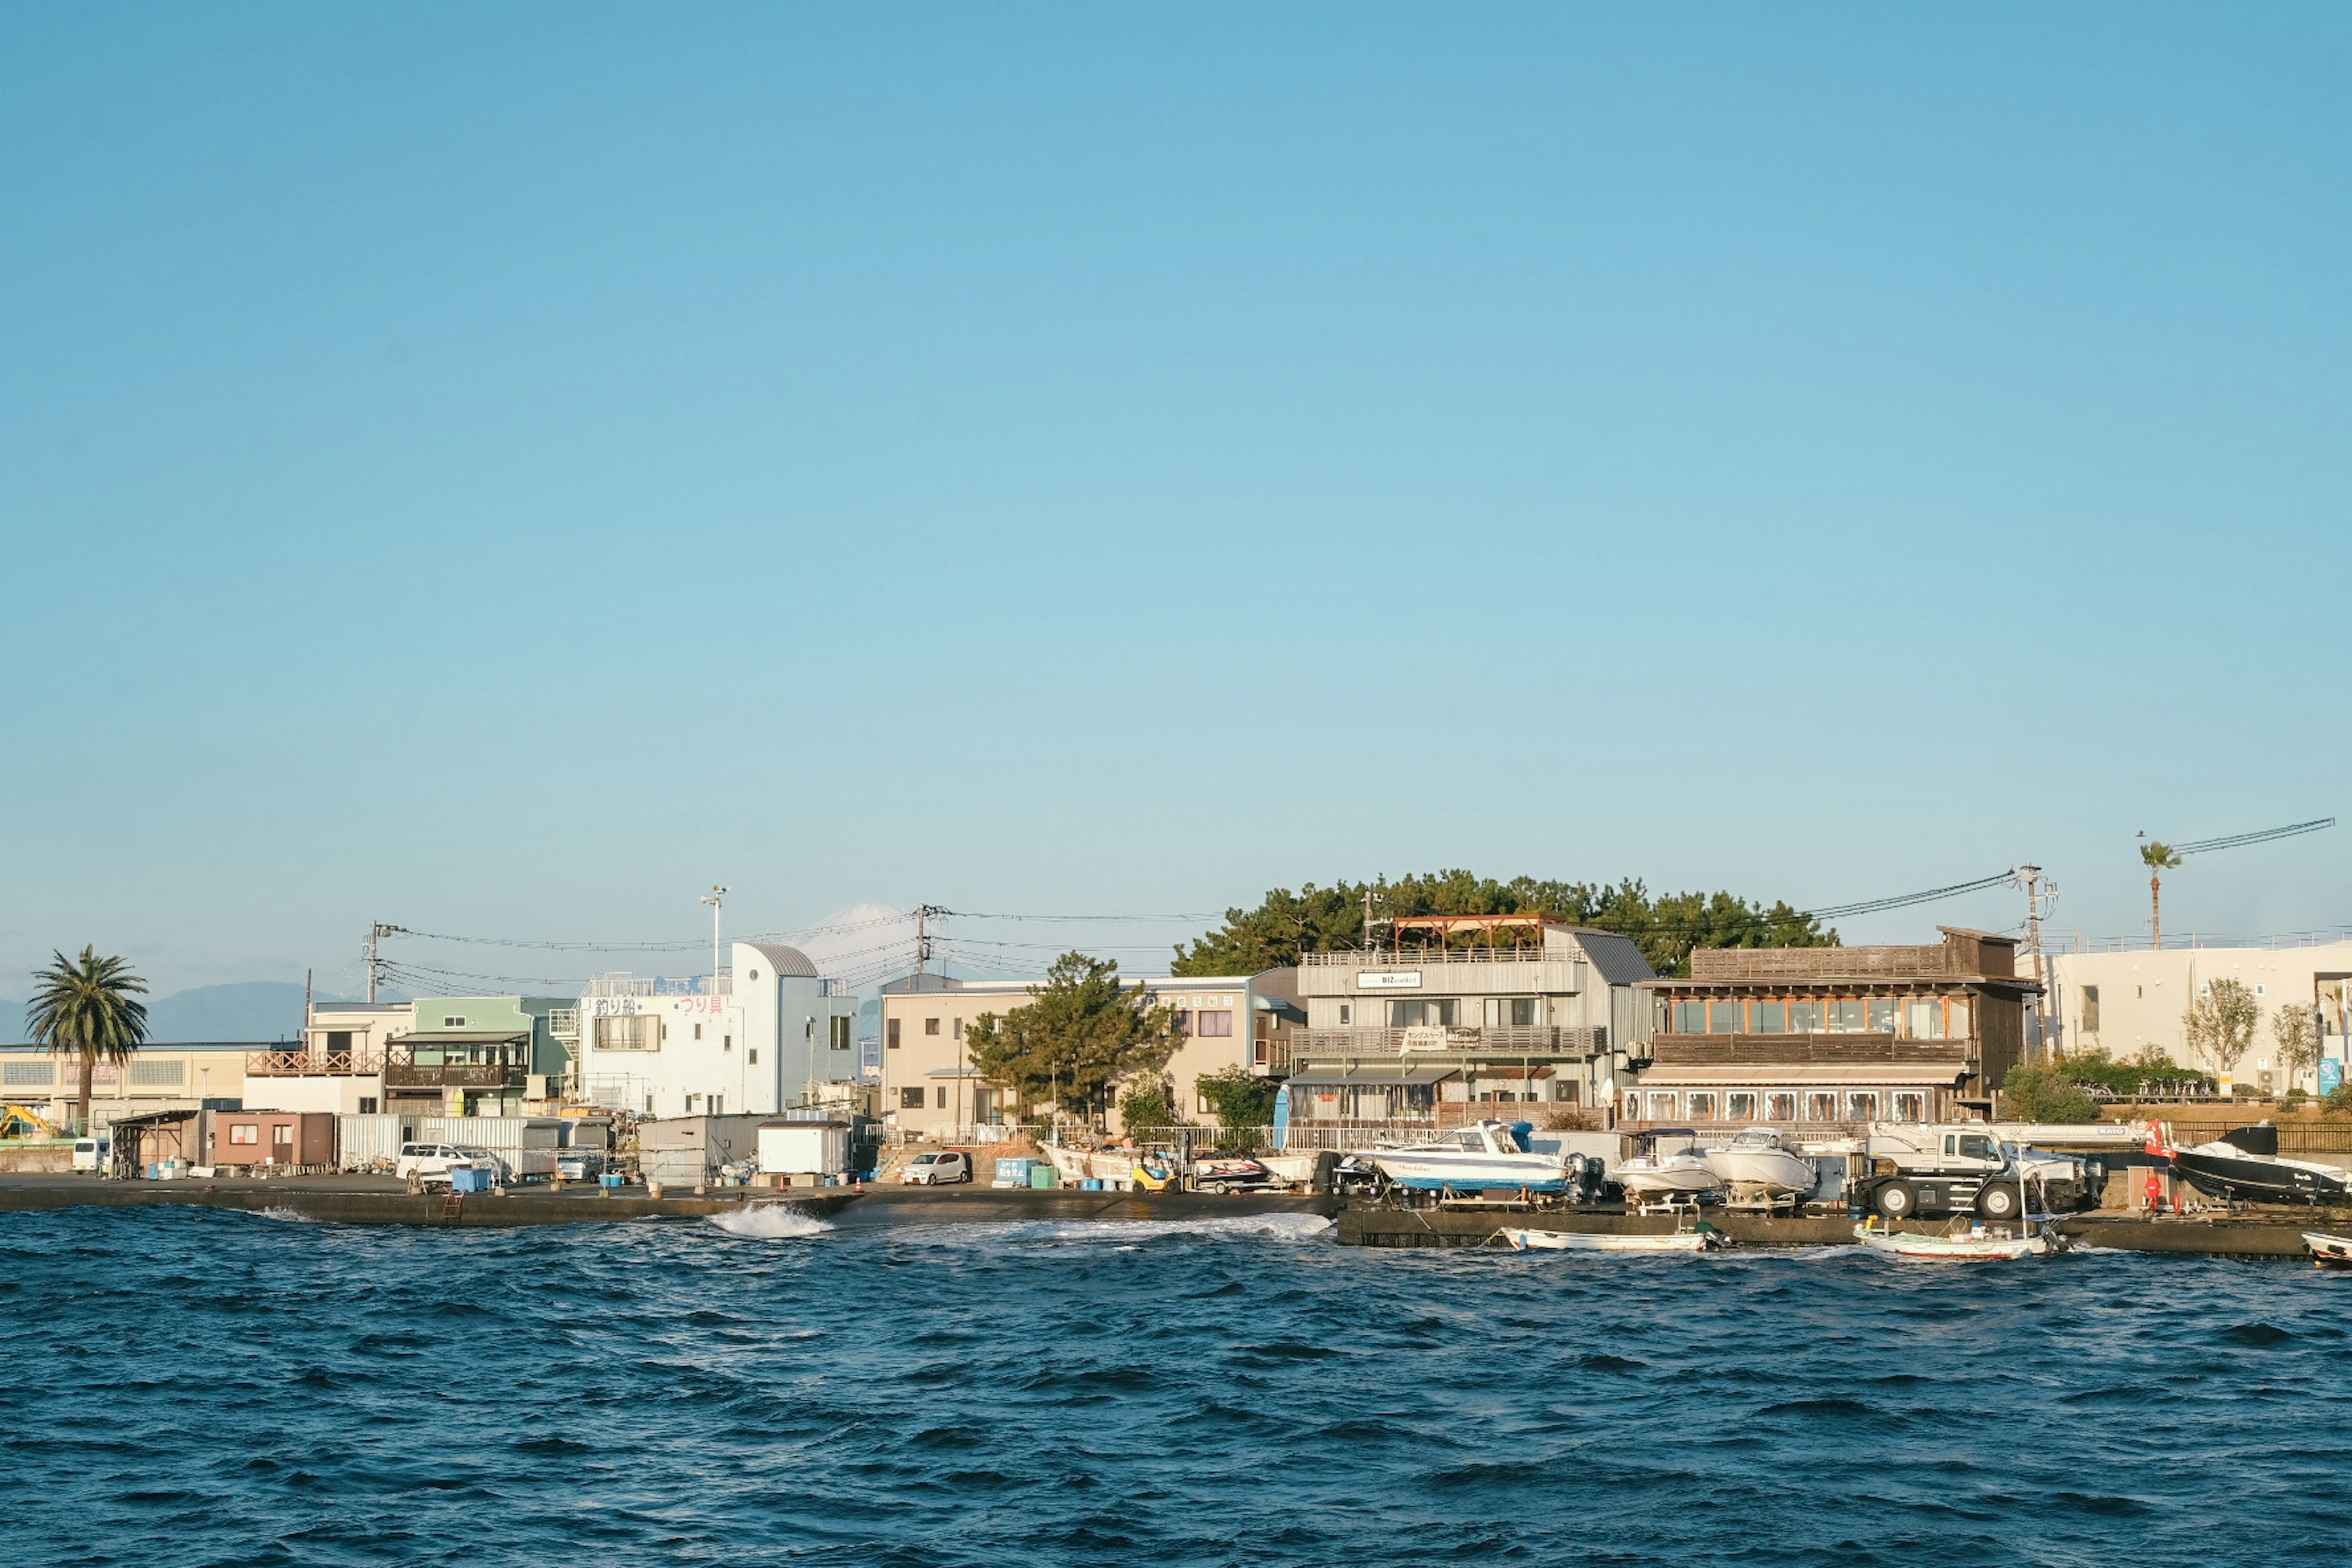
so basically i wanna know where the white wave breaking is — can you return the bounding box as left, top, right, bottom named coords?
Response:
left=707, top=1205, right=837, bottom=1240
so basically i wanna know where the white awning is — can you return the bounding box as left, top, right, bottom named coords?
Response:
left=1633, top=1063, right=1966, bottom=1087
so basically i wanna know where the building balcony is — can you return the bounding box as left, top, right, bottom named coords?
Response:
left=383, top=1062, right=526, bottom=1090
left=1296, top=948, right=1590, bottom=1000
left=1643, top=1032, right=1972, bottom=1069
left=246, top=1049, right=384, bottom=1077
left=1292, top=1024, right=1607, bottom=1058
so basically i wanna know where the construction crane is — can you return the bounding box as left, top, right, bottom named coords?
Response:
left=2136, top=817, right=2335, bottom=949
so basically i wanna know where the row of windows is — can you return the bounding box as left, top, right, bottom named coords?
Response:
left=1662, top=997, right=1973, bottom=1039
left=888, top=1011, right=1235, bottom=1046
left=1629, top=1089, right=1929, bottom=1123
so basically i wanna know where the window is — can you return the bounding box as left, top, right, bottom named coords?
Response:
left=594, top=1016, right=658, bottom=1052
left=1686, top=1091, right=1718, bottom=1120
left=924, top=1018, right=940, bottom=1036
left=1197, top=1093, right=1215, bottom=1114
left=229, top=1123, right=259, bottom=1145
left=1338, top=1004, right=1351, bottom=1025
left=1947, top=998, right=1972, bottom=1038
left=1490, top=997, right=1540, bottom=1027
left=1787, top=1000, right=1823, bottom=1033
left=831, top=1017, right=851, bottom=1050
left=748, top=1050, right=758, bottom=1065
left=1902, top=999, right=1943, bottom=1040
left=443, top=1016, right=466, bottom=1028
left=359, top=1098, right=378, bottom=1115
left=1766, top=1092, right=1797, bottom=1121
left=1389, top=1000, right=1458, bottom=1027
left=900, top=1087, right=925, bottom=1110
left=748, top=970, right=759, bottom=982
left=1845, top=1092, right=1879, bottom=1121
left=1727, top=1091, right=1757, bottom=1121
left=1751, top=1000, right=1786, bottom=1035
left=129, top=1060, right=184, bottom=1087
left=710, top=1096, right=723, bottom=1115
left=1645, top=1092, right=1678, bottom=1120
left=1892, top=1091, right=1925, bottom=1123
left=1804, top=1092, right=1838, bottom=1121
left=2, top=1062, right=53, bottom=1086
left=1709, top=1000, right=1742, bottom=1033
left=274, top=1123, right=295, bottom=1148
left=326, top=1031, right=353, bottom=1052
left=1866, top=998, right=1896, bottom=1033
left=1173, top=1009, right=1191, bottom=1034
left=685, top=1095, right=700, bottom=1113
left=2081, top=986, right=2101, bottom=1033
left=723, top=1034, right=732, bottom=1052
left=1825, top=1000, right=1861, bottom=1033
left=1672, top=1001, right=1706, bottom=1033
left=888, top=1019, right=901, bottom=1049
left=1195, top=1010, right=1234, bottom=1038
left=693, top=1023, right=703, bottom=1041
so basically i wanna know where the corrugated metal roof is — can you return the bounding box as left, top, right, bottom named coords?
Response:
left=742, top=943, right=818, bottom=978
left=1285, top=1064, right=1460, bottom=1087
left=1569, top=929, right=1657, bottom=987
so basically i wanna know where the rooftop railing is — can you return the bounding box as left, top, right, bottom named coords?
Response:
left=246, top=1049, right=384, bottom=1077
left=1300, top=947, right=1567, bottom=968
left=584, top=975, right=733, bottom=998
left=1293, top=1025, right=1607, bottom=1055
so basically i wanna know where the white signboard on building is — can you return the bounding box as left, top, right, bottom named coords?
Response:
left=1356, top=970, right=1423, bottom=991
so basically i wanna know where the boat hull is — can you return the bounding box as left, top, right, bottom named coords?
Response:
left=1616, top=1157, right=1718, bottom=1197
left=1703, top=1147, right=1818, bottom=1199
left=1854, top=1223, right=2049, bottom=1261
left=1368, top=1153, right=1574, bottom=1192
left=1500, top=1227, right=1718, bottom=1253
left=2172, top=1148, right=2350, bottom=1205
left=2304, top=1231, right=2352, bottom=1268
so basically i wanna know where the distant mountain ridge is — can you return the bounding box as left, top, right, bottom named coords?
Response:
left=1, top=982, right=391, bottom=1046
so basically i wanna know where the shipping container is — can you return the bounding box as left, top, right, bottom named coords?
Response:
left=334, top=1112, right=423, bottom=1170
left=757, top=1120, right=851, bottom=1177
left=417, top=1115, right=565, bottom=1178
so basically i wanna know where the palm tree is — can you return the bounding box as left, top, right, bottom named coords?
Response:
left=2139, top=840, right=2183, bottom=951
left=26, top=948, right=149, bottom=1135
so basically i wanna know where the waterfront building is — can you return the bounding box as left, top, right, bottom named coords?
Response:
left=1284, top=917, right=1653, bottom=1123
left=1631, top=927, right=2035, bottom=1130
left=576, top=942, right=858, bottom=1120
left=876, top=969, right=1302, bottom=1141
left=240, top=1001, right=409, bottom=1115
left=0, top=1041, right=253, bottom=1131
left=2041, top=937, right=2352, bottom=1095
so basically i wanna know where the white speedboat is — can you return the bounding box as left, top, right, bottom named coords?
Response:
left=1499, top=1226, right=1726, bottom=1253
left=2303, top=1231, right=2352, bottom=1269
left=1853, top=1219, right=2053, bottom=1261
left=1703, top=1126, right=1818, bottom=1202
left=1616, top=1129, right=1719, bottom=1200
left=1366, top=1120, right=1577, bottom=1193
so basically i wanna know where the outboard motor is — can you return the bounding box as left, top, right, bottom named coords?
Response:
left=1311, top=1149, right=1341, bottom=1194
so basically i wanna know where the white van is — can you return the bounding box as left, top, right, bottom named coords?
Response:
left=72, top=1137, right=110, bottom=1174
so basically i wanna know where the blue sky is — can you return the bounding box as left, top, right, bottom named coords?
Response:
left=3, top=5, right=2348, bottom=996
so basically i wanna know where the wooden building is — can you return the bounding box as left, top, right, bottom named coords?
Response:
left=1630, top=928, right=2038, bottom=1131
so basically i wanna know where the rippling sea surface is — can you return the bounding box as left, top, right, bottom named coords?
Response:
left=7, top=1205, right=2351, bottom=1567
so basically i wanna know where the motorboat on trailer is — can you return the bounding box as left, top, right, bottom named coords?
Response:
left=1615, top=1129, right=1720, bottom=1201
left=2163, top=1123, right=2352, bottom=1207
left=1853, top=1218, right=2056, bottom=1261
left=1702, top=1126, right=1819, bottom=1203
left=1365, top=1120, right=1578, bottom=1193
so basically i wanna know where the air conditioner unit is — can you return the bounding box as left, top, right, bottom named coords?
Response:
left=526, top=1074, right=551, bottom=1100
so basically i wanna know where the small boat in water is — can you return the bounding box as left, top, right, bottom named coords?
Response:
left=1853, top=1219, right=2054, bottom=1262
left=1498, top=1224, right=1727, bottom=1253
left=1366, top=1120, right=1576, bottom=1192
left=1703, top=1126, right=1818, bottom=1203
left=1616, top=1129, right=1719, bottom=1202
left=2303, top=1232, right=2352, bottom=1269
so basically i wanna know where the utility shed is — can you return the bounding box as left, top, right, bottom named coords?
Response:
left=757, top=1119, right=851, bottom=1178
left=637, top=1114, right=768, bottom=1183
left=205, top=1110, right=336, bottom=1170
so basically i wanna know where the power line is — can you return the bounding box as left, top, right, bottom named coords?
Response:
left=1799, top=870, right=2018, bottom=922
left=2174, top=817, right=2335, bottom=857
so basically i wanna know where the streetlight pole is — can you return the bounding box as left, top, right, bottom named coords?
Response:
left=701, top=886, right=729, bottom=991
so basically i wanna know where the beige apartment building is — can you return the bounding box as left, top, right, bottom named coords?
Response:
left=2045, top=940, right=2352, bottom=1094
left=876, top=969, right=1302, bottom=1140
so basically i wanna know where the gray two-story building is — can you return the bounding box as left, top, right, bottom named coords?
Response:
left=1283, top=916, right=1656, bottom=1123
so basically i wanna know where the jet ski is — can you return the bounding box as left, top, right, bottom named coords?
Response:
left=2165, top=1122, right=2351, bottom=1205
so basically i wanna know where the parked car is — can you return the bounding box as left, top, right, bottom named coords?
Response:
left=555, top=1150, right=608, bottom=1181
left=394, top=1142, right=505, bottom=1186
left=899, top=1150, right=973, bottom=1185
left=72, top=1137, right=111, bottom=1174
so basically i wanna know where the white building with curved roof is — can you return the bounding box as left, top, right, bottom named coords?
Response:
left=578, top=941, right=858, bottom=1118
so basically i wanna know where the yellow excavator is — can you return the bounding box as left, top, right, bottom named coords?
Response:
left=1, top=1103, right=64, bottom=1140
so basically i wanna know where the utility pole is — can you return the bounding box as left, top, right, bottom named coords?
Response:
left=365, top=922, right=396, bottom=1005
left=701, top=885, right=729, bottom=990
left=2013, top=865, right=2056, bottom=1062
left=304, top=968, right=313, bottom=1054
left=913, top=905, right=946, bottom=979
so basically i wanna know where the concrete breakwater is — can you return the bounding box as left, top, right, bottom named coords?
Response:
left=0, top=1174, right=1341, bottom=1229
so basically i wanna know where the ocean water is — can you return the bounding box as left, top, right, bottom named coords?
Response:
left=5, top=1206, right=2350, bottom=1567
